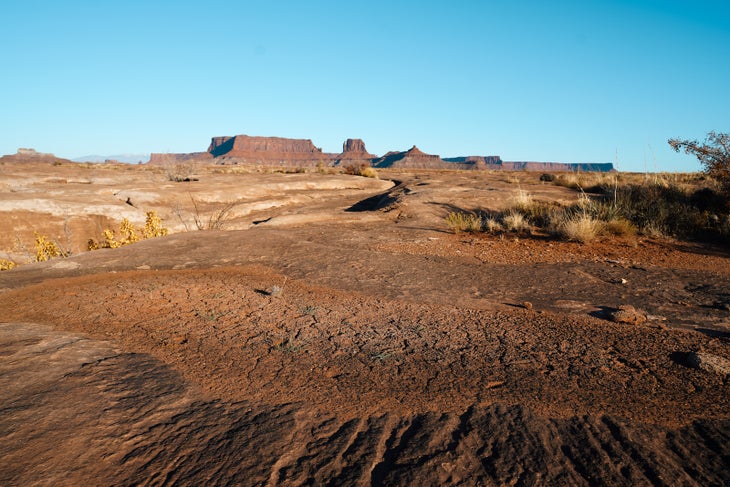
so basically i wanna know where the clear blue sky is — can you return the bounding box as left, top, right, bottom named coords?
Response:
left=1, top=1, right=728, bottom=172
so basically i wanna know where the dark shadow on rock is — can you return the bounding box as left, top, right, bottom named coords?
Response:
left=589, top=306, right=616, bottom=320
left=346, top=180, right=403, bottom=212
left=669, top=351, right=692, bottom=367
left=693, top=328, right=730, bottom=339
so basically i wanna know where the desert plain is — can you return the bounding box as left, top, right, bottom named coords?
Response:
left=0, top=156, right=729, bottom=485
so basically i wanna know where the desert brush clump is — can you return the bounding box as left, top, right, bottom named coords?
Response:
left=0, top=259, right=16, bottom=271
left=555, top=212, right=604, bottom=243
left=501, top=211, right=531, bottom=233
left=88, top=211, right=168, bottom=250
left=342, top=163, right=378, bottom=178
left=142, top=211, right=168, bottom=238
left=34, top=233, right=68, bottom=262
left=445, top=212, right=482, bottom=233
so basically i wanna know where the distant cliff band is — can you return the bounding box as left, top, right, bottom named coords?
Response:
left=147, top=135, right=614, bottom=172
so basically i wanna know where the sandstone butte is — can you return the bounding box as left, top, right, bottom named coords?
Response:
left=147, top=134, right=615, bottom=172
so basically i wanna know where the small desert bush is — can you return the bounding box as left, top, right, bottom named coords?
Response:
left=484, top=217, right=504, bottom=234
left=360, top=166, right=379, bottom=178
left=34, top=233, right=67, bottom=262
left=539, top=173, right=555, bottom=182
left=175, top=196, right=239, bottom=231
left=445, top=212, right=482, bottom=233
left=142, top=211, right=168, bottom=238
left=556, top=213, right=604, bottom=243
left=0, top=259, right=16, bottom=271
left=343, top=163, right=378, bottom=178
left=502, top=211, right=530, bottom=233
left=604, top=218, right=637, bottom=237
left=164, top=160, right=198, bottom=182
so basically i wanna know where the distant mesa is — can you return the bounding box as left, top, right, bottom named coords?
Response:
left=143, top=134, right=614, bottom=172
left=334, top=139, right=375, bottom=166
left=207, top=135, right=327, bottom=165
left=373, top=145, right=447, bottom=169
left=16, top=148, right=54, bottom=158
left=443, top=157, right=615, bottom=173
left=73, top=154, right=151, bottom=164
left=0, top=148, right=73, bottom=165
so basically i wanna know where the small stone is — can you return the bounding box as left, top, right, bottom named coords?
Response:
left=523, top=301, right=533, bottom=310
left=686, top=351, right=730, bottom=376
left=608, top=305, right=647, bottom=325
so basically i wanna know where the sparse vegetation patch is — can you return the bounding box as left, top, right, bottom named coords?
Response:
left=88, top=211, right=168, bottom=250
left=445, top=212, right=482, bottom=233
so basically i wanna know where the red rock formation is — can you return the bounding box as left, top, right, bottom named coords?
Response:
left=208, top=135, right=327, bottom=160
left=149, top=134, right=615, bottom=172
left=343, top=139, right=368, bottom=153
left=372, top=146, right=448, bottom=169
left=334, top=139, right=375, bottom=166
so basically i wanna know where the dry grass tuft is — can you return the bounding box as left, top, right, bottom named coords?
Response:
left=502, top=212, right=530, bottom=233
left=605, top=218, right=637, bottom=237
left=511, top=190, right=534, bottom=212
left=445, top=212, right=482, bottom=233
left=484, top=217, right=504, bottom=234
left=557, top=214, right=604, bottom=243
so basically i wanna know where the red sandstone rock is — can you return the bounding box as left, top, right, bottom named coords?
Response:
left=149, top=133, right=615, bottom=172
left=208, top=135, right=324, bottom=158
left=372, top=146, right=447, bottom=169
left=205, top=135, right=335, bottom=166
left=335, top=139, right=375, bottom=165
left=342, top=139, right=368, bottom=154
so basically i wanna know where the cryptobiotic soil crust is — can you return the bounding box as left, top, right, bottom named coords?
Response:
left=0, top=163, right=729, bottom=485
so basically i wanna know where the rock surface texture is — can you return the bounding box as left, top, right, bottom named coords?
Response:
left=0, top=161, right=728, bottom=485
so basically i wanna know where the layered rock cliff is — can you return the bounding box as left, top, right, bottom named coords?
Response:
left=208, top=135, right=333, bottom=165
left=144, top=134, right=614, bottom=172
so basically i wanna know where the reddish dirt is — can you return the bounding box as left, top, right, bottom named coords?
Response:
left=1, top=162, right=729, bottom=485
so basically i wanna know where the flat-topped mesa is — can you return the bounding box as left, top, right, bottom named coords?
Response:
left=16, top=148, right=55, bottom=158
left=147, top=152, right=212, bottom=165
left=502, top=161, right=615, bottom=172
left=208, top=135, right=330, bottom=165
